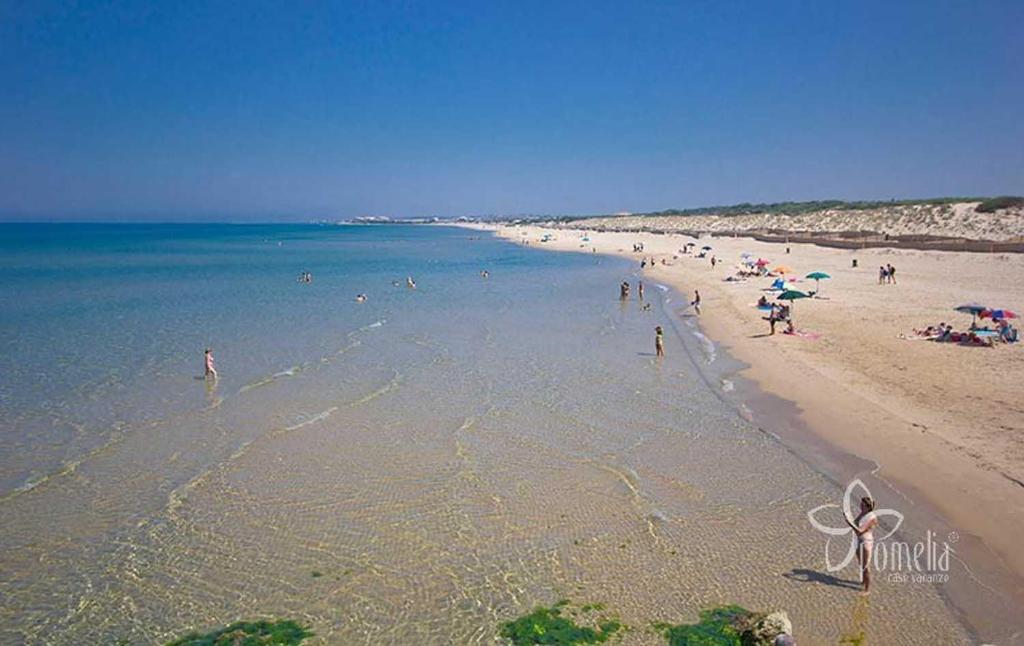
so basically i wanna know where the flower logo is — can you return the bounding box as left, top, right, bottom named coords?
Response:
left=807, top=479, right=904, bottom=572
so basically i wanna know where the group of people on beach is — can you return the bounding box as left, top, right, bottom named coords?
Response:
left=877, top=264, right=897, bottom=284
left=910, top=319, right=1018, bottom=346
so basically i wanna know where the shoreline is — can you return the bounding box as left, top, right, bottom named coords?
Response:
left=460, top=222, right=1024, bottom=643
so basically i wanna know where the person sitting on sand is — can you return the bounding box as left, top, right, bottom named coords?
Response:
left=204, top=348, right=218, bottom=380
left=937, top=324, right=953, bottom=342
left=757, top=295, right=768, bottom=307
left=845, top=496, right=878, bottom=593
left=655, top=326, right=664, bottom=357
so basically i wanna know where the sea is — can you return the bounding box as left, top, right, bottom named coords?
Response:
left=0, top=223, right=983, bottom=643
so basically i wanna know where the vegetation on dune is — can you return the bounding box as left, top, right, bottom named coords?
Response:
left=501, top=600, right=624, bottom=645
left=165, top=619, right=312, bottom=646
left=559, top=197, right=998, bottom=222
left=975, top=196, right=1024, bottom=213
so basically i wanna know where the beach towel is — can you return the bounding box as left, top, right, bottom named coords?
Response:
left=782, top=329, right=821, bottom=340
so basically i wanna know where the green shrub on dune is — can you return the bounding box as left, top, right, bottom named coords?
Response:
left=976, top=196, right=1024, bottom=213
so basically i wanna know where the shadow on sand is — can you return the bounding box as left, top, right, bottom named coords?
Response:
left=783, top=568, right=862, bottom=590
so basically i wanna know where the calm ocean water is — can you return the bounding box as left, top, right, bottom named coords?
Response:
left=1, top=223, right=572, bottom=495
left=0, top=224, right=969, bottom=644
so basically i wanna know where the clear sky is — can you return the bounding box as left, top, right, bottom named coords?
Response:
left=1, top=1, right=1021, bottom=221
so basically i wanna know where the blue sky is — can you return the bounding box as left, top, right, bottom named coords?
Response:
left=1, top=1, right=1021, bottom=220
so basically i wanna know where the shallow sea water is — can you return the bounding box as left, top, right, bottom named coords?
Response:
left=0, top=224, right=969, bottom=643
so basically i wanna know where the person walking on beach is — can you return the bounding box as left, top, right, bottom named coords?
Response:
left=204, top=348, right=218, bottom=381
left=655, top=326, right=665, bottom=357
left=691, top=289, right=701, bottom=315
left=638, top=281, right=645, bottom=300
left=845, top=496, right=878, bottom=593
left=887, top=264, right=896, bottom=284
left=878, top=266, right=887, bottom=285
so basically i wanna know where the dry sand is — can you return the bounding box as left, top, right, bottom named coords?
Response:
left=466, top=222, right=1024, bottom=628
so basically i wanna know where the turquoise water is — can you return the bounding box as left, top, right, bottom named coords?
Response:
left=0, top=224, right=970, bottom=644
left=0, top=223, right=582, bottom=494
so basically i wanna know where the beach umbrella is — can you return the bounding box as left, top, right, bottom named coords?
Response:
left=806, top=271, right=831, bottom=294
left=954, top=302, right=987, bottom=325
left=777, top=289, right=810, bottom=314
left=982, top=308, right=1018, bottom=320
left=773, top=265, right=794, bottom=274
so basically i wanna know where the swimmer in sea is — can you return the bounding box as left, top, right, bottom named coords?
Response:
left=355, top=294, right=367, bottom=303
left=204, top=348, right=218, bottom=380
left=406, top=276, right=416, bottom=289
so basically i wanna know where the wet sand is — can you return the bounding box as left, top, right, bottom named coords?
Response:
left=468, top=222, right=1024, bottom=644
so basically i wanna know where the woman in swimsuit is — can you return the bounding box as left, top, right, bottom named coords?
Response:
left=204, top=348, right=218, bottom=381
left=845, top=496, right=878, bottom=592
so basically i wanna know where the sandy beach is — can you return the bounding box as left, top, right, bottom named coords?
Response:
left=468, top=221, right=1024, bottom=634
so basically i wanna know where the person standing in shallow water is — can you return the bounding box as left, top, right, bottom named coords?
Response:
left=691, top=289, right=701, bottom=315
left=655, top=326, right=665, bottom=357
left=638, top=281, right=645, bottom=300
left=204, top=348, right=218, bottom=381
left=845, top=496, right=878, bottom=593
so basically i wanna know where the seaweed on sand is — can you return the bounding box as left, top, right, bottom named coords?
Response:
left=165, top=619, right=312, bottom=646
left=501, top=600, right=623, bottom=645
left=653, top=605, right=750, bottom=646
